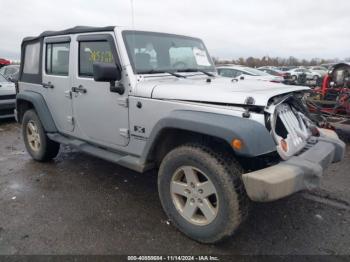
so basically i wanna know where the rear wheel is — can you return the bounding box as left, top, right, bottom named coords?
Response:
left=158, top=144, right=249, bottom=243
left=22, top=110, right=60, bottom=161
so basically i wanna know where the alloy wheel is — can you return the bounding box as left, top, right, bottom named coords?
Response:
left=170, top=166, right=219, bottom=226
left=26, top=120, right=41, bottom=152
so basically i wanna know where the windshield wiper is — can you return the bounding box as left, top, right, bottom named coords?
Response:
left=137, top=69, right=186, bottom=78
left=177, top=69, right=215, bottom=77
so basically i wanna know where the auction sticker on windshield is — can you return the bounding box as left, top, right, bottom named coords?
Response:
left=193, top=47, right=211, bottom=66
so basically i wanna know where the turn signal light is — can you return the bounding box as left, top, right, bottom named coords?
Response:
left=280, top=139, right=288, bottom=152
left=231, top=139, right=243, bottom=150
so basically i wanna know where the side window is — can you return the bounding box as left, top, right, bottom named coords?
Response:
left=79, top=41, right=114, bottom=77
left=218, top=69, right=234, bottom=77
left=23, top=42, right=40, bottom=74
left=45, top=42, right=70, bottom=76
left=234, top=70, right=245, bottom=77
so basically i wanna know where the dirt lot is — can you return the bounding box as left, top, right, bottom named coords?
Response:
left=0, top=119, right=349, bottom=255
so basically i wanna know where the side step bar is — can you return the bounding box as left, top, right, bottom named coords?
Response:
left=47, top=133, right=154, bottom=173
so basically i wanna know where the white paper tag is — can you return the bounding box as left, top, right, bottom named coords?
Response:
left=193, top=47, right=211, bottom=66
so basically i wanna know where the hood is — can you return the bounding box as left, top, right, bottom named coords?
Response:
left=136, top=76, right=309, bottom=107
left=0, top=81, right=16, bottom=95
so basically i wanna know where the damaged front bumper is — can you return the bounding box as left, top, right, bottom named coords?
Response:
left=242, top=128, right=346, bottom=202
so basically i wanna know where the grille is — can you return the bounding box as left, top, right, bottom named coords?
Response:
left=273, top=103, right=310, bottom=159
left=0, top=108, right=14, bottom=116
left=277, top=105, right=304, bottom=147
left=0, top=94, right=16, bottom=100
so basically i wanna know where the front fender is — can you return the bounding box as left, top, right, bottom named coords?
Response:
left=141, top=110, right=276, bottom=161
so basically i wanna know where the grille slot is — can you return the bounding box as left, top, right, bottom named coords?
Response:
left=0, top=108, right=14, bottom=115
left=279, top=108, right=303, bottom=146
left=0, top=95, right=16, bottom=100
left=273, top=103, right=310, bottom=159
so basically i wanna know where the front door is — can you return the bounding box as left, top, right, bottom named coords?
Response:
left=42, top=36, right=74, bottom=133
left=71, top=33, right=129, bottom=148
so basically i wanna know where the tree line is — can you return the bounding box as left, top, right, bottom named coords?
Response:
left=212, top=56, right=350, bottom=67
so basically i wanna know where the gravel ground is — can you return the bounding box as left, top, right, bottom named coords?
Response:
left=0, top=119, right=349, bottom=255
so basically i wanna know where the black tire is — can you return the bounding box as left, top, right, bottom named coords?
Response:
left=22, top=109, right=60, bottom=161
left=158, top=143, right=249, bottom=243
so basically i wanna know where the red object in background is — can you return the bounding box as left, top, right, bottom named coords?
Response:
left=338, top=91, right=350, bottom=115
left=321, top=74, right=331, bottom=97
left=0, top=58, right=11, bottom=66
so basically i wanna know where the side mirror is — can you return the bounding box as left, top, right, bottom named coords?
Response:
left=93, top=62, right=124, bottom=95
left=93, top=62, right=121, bottom=82
left=240, top=75, right=245, bottom=80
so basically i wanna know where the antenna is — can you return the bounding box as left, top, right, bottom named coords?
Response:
left=130, top=0, right=136, bottom=67
left=130, top=0, right=135, bottom=29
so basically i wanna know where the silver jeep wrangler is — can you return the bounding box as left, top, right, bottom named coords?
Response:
left=16, top=26, right=345, bottom=243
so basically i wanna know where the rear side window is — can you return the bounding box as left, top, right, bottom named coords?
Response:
left=46, top=43, right=70, bottom=76
left=79, top=41, right=114, bottom=77
left=23, top=42, right=40, bottom=74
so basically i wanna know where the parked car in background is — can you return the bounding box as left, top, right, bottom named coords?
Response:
left=288, top=68, right=322, bottom=81
left=0, top=65, right=20, bottom=82
left=0, top=73, right=16, bottom=119
left=277, top=66, right=297, bottom=72
left=321, top=63, right=338, bottom=70
left=0, top=58, right=11, bottom=68
left=309, top=66, right=327, bottom=77
left=258, top=67, right=288, bottom=77
left=217, top=65, right=284, bottom=83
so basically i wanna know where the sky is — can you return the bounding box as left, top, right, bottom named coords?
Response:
left=0, top=0, right=349, bottom=60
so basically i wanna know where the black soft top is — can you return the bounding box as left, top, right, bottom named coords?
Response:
left=23, top=26, right=115, bottom=42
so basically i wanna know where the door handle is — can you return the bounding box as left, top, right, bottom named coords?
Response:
left=42, top=82, right=54, bottom=89
left=72, top=85, right=87, bottom=94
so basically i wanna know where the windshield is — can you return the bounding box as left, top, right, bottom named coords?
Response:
left=123, top=31, right=215, bottom=74
left=242, top=67, right=270, bottom=76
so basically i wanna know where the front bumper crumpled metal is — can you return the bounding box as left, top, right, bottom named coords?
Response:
left=242, top=128, right=346, bottom=202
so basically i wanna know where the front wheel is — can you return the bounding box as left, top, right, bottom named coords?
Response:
left=158, top=144, right=249, bottom=243
left=22, top=109, right=60, bottom=161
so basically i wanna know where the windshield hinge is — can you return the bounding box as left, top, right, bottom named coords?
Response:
left=117, top=97, right=128, bottom=107
left=119, top=128, right=130, bottom=138
left=64, top=90, right=72, bottom=99
left=67, top=116, right=74, bottom=125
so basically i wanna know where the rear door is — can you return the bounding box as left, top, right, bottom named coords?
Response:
left=71, top=33, right=129, bottom=148
left=42, top=36, right=74, bottom=133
